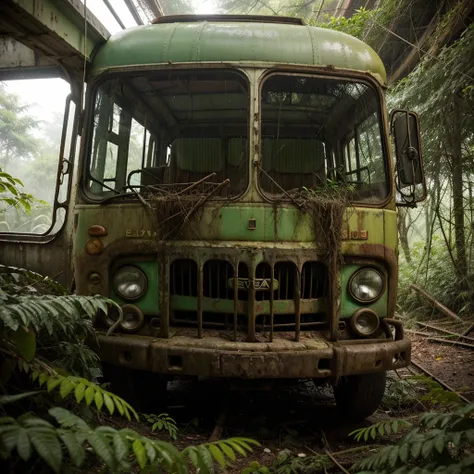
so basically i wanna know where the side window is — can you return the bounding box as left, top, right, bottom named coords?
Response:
left=127, top=119, right=148, bottom=186
left=0, top=78, right=73, bottom=234
left=343, top=113, right=385, bottom=186
left=89, top=86, right=155, bottom=194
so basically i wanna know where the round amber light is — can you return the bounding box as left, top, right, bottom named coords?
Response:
left=85, top=238, right=104, bottom=255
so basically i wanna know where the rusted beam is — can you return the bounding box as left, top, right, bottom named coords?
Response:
left=0, top=0, right=109, bottom=80
left=389, top=14, right=438, bottom=83
left=463, top=322, right=474, bottom=336
left=0, top=37, right=61, bottom=79
left=416, top=321, right=474, bottom=343
left=405, top=329, right=437, bottom=337
left=427, top=337, right=474, bottom=350
left=410, top=284, right=462, bottom=322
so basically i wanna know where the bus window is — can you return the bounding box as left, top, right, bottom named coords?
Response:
left=259, top=74, right=388, bottom=204
left=86, top=70, right=249, bottom=199
left=0, top=78, right=72, bottom=234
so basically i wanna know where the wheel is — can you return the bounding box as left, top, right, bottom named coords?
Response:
left=102, top=364, right=168, bottom=413
left=333, top=372, right=386, bottom=420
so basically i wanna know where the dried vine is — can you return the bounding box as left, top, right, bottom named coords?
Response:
left=143, top=174, right=230, bottom=241
left=292, top=185, right=354, bottom=320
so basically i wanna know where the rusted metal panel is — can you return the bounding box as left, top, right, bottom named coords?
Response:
left=0, top=36, right=61, bottom=79
left=90, top=20, right=386, bottom=84
left=0, top=0, right=109, bottom=80
left=96, top=320, right=410, bottom=378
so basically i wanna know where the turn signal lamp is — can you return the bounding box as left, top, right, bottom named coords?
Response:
left=85, top=238, right=104, bottom=255
left=88, top=225, right=107, bottom=236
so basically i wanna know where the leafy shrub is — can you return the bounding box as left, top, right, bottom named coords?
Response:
left=0, top=267, right=259, bottom=472
left=397, top=236, right=472, bottom=316
left=354, top=403, right=474, bottom=473
left=271, top=449, right=331, bottom=474
left=0, top=407, right=258, bottom=473
left=350, top=419, right=412, bottom=442
left=144, top=413, right=178, bottom=440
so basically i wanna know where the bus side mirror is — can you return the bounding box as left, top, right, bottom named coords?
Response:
left=390, top=109, right=427, bottom=206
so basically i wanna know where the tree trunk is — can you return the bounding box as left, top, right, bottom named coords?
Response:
left=448, top=97, right=468, bottom=289
left=397, top=207, right=412, bottom=264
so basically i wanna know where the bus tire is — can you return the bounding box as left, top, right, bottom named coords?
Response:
left=102, top=364, right=168, bottom=413
left=333, top=371, right=386, bottom=420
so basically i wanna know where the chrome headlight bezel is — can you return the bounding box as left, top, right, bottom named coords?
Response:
left=119, top=304, right=145, bottom=332
left=350, top=308, right=380, bottom=337
left=348, top=267, right=385, bottom=304
left=113, top=265, right=147, bottom=301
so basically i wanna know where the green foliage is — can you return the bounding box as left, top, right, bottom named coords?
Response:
left=0, top=170, right=44, bottom=215
left=353, top=403, right=474, bottom=474
left=408, top=376, right=462, bottom=406
left=0, top=264, right=66, bottom=296
left=382, top=377, right=419, bottom=410
left=350, top=419, right=412, bottom=442
left=144, top=413, right=178, bottom=440
left=0, top=293, right=108, bottom=336
left=313, top=7, right=374, bottom=39
left=383, top=375, right=463, bottom=414
left=0, top=407, right=258, bottom=473
left=271, top=449, right=331, bottom=474
left=398, top=236, right=464, bottom=315
left=0, top=269, right=116, bottom=384
left=243, top=460, right=270, bottom=474
left=0, top=84, right=40, bottom=170
left=26, top=369, right=139, bottom=421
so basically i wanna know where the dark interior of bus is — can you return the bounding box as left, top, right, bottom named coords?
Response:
left=87, top=70, right=387, bottom=203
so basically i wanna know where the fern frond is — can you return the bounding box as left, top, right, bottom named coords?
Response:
left=350, top=419, right=412, bottom=441
left=29, top=371, right=139, bottom=421
left=0, top=408, right=257, bottom=474
left=353, top=403, right=474, bottom=473
left=0, top=294, right=112, bottom=336
left=0, top=264, right=66, bottom=296
left=183, top=437, right=259, bottom=471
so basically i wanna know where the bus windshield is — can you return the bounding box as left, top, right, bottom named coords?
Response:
left=86, top=70, right=249, bottom=199
left=259, top=74, right=388, bottom=203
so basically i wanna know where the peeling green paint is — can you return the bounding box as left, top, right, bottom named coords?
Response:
left=91, top=22, right=386, bottom=83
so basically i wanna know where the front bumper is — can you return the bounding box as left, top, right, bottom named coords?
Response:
left=97, top=319, right=411, bottom=379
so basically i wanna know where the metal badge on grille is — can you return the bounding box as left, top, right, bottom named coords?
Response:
left=228, top=278, right=278, bottom=291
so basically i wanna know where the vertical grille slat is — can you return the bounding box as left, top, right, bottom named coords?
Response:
left=301, top=262, right=326, bottom=299
left=197, top=264, right=203, bottom=338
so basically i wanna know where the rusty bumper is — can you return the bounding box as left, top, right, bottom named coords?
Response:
left=97, top=323, right=411, bottom=379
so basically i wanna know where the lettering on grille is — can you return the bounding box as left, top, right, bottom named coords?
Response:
left=228, top=278, right=279, bottom=291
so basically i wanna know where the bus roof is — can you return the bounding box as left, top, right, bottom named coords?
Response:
left=90, top=15, right=386, bottom=84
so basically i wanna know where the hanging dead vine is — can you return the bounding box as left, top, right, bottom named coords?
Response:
left=142, top=173, right=230, bottom=241
left=291, top=185, right=354, bottom=313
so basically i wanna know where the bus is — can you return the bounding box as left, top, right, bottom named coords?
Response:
left=60, top=15, right=426, bottom=418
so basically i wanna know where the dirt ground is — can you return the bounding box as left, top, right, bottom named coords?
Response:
left=104, top=326, right=474, bottom=473
left=410, top=333, right=474, bottom=401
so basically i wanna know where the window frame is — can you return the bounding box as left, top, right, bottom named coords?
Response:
left=81, top=67, right=252, bottom=203
left=256, top=70, right=392, bottom=208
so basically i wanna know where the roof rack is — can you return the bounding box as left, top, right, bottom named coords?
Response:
left=152, top=14, right=305, bottom=26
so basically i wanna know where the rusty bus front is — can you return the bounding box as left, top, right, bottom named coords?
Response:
left=72, top=16, right=424, bottom=417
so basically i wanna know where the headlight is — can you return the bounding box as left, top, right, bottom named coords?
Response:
left=113, top=266, right=147, bottom=300
left=103, top=304, right=144, bottom=332
left=349, top=268, right=384, bottom=303
left=120, top=304, right=144, bottom=332
left=351, top=309, right=380, bottom=337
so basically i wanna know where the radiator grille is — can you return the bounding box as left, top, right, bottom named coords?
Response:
left=170, top=259, right=198, bottom=297
left=169, top=258, right=328, bottom=340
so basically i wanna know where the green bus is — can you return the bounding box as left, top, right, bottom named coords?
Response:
left=69, top=14, right=425, bottom=418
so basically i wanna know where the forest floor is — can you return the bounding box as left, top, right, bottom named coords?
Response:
left=103, top=319, right=474, bottom=473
